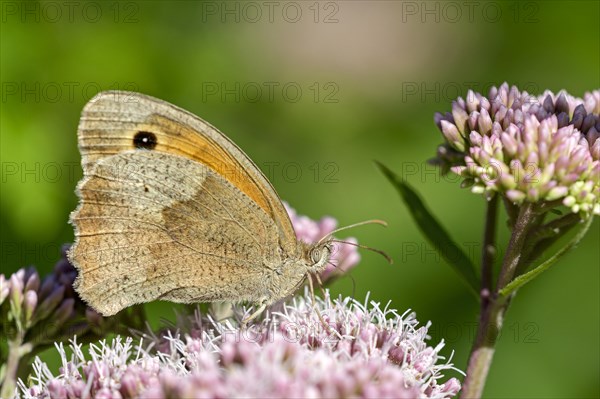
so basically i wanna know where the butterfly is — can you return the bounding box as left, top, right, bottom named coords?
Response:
left=68, top=91, right=341, bottom=319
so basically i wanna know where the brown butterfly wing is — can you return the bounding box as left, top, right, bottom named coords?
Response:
left=69, top=91, right=301, bottom=315
left=70, top=150, right=284, bottom=315
left=76, top=91, right=296, bottom=251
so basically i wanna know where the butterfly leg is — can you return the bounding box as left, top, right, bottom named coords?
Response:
left=242, top=299, right=267, bottom=325
left=307, top=274, right=339, bottom=339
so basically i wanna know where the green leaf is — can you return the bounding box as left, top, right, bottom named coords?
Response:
left=375, top=161, right=479, bottom=296
left=499, top=215, right=595, bottom=298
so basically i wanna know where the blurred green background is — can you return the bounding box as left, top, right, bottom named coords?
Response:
left=1, top=1, right=598, bottom=397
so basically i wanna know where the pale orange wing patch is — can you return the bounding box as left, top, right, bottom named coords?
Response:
left=77, top=91, right=297, bottom=253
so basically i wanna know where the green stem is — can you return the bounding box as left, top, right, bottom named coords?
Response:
left=500, top=215, right=594, bottom=298
left=536, top=199, right=567, bottom=213
left=1, top=335, right=30, bottom=398
left=461, top=202, right=537, bottom=398
left=517, top=213, right=581, bottom=273
left=481, top=195, right=499, bottom=296
left=497, top=203, right=537, bottom=290
left=460, top=298, right=510, bottom=399
left=502, top=197, right=519, bottom=228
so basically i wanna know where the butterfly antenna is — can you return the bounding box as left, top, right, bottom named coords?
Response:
left=330, top=239, right=393, bottom=264
left=317, top=219, right=387, bottom=245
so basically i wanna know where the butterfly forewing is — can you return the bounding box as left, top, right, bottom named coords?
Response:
left=69, top=91, right=302, bottom=315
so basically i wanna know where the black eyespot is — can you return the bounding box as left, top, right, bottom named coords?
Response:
left=133, top=131, right=157, bottom=150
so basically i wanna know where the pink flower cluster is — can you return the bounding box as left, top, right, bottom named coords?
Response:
left=434, top=83, right=599, bottom=215
left=20, top=292, right=461, bottom=399
left=0, top=246, right=108, bottom=355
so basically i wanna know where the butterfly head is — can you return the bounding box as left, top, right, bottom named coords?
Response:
left=267, top=240, right=331, bottom=303
left=307, top=241, right=332, bottom=274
